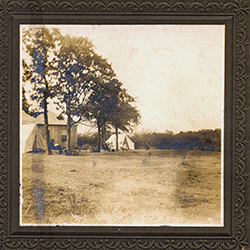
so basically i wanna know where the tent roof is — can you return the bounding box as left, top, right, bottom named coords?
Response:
left=22, top=111, right=67, bottom=125
left=106, top=132, right=135, bottom=150
left=106, top=133, right=131, bottom=141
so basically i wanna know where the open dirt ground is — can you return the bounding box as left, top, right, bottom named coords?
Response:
left=21, top=150, right=222, bottom=226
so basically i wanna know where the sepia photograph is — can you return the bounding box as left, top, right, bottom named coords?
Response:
left=20, top=24, right=224, bottom=226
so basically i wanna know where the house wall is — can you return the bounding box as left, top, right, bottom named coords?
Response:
left=48, top=125, right=77, bottom=149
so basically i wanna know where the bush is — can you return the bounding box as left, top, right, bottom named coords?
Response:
left=77, top=132, right=99, bottom=148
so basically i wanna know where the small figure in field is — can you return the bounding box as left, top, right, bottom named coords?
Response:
left=49, top=139, right=62, bottom=155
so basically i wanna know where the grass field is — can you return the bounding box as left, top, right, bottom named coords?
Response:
left=21, top=149, right=222, bottom=226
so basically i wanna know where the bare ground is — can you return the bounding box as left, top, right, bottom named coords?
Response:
left=21, top=150, right=222, bottom=226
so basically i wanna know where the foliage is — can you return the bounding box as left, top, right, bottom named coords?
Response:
left=131, top=129, right=221, bottom=151
left=53, top=35, right=95, bottom=124
left=22, top=86, right=32, bottom=115
left=53, top=35, right=97, bottom=153
left=85, top=56, right=122, bottom=151
left=86, top=57, right=120, bottom=125
left=77, top=132, right=112, bottom=150
left=77, top=132, right=99, bottom=148
left=105, top=89, right=140, bottom=150
left=22, top=28, right=61, bottom=114
left=22, top=28, right=140, bottom=154
left=85, top=62, right=141, bottom=151
left=22, top=27, right=61, bottom=154
left=109, top=88, right=141, bottom=132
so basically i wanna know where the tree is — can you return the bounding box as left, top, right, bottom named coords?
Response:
left=22, top=59, right=32, bottom=115
left=22, top=27, right=61, bottom=154
left=85, top=54, right=141, bottom=152
left=109, top=88, right=141, bottom=151
left=86, top=56, right=122, bottom=152
left=86, top=80, right=122, bottom=152
left=53, top=35, right=96, bottom=154
left=22, top=86, right=32, bottom=115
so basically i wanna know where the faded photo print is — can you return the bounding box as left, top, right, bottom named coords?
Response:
left=20, top=25, right=224, bottom=226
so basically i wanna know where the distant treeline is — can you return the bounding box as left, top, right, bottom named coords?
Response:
left=78, top=129, right=221, bottom=151
left=78, top=132, right=111, bottom=149
left=131, top=129, right=221, bottom=151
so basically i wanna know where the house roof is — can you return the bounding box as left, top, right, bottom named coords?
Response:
left=22, top=111, right=67, bottom=125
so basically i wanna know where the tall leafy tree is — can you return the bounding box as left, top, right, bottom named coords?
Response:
left=22, top=27, right=61, bottom=154
left=53, top=35, right=96, bottom=154
left=86, top=55, right=141, bottom=152
left=86, top=56, right=122, bottom=152
left=109, top=88, right=141, bottom=150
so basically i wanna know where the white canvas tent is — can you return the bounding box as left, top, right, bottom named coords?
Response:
left=21, top=123, right=45, bottom=153
left=21, top=111, right=68, bottom=153
left=106, top=133, right=135, bottom=150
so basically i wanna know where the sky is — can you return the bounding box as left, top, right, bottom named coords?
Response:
left=22, top=25, right=225, bottom=134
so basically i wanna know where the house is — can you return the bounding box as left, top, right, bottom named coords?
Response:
left=21, top=111, right=77, bottom=153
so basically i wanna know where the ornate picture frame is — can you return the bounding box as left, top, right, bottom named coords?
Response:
left=1, top=0, right=249, bottom=249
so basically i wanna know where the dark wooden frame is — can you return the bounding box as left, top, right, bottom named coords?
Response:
left=1, top=0, right=249, bottom=249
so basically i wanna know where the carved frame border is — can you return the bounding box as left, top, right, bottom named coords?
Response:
left=0, top=0, right=249, bottom=249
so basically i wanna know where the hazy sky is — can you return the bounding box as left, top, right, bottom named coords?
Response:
left=22, top=25, right=225, bottom=133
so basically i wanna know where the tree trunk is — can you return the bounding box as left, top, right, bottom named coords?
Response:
left=115, top=126, right=119, bottom=151
left=43, top=81, right=50, bottom=155
left=101, top=123, right=106, bottom=149
left=42, top=31, right=50, bottom=155
left=97, top=121, right=101, bottom=152
left=67, top=115, right=71, bottom=155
